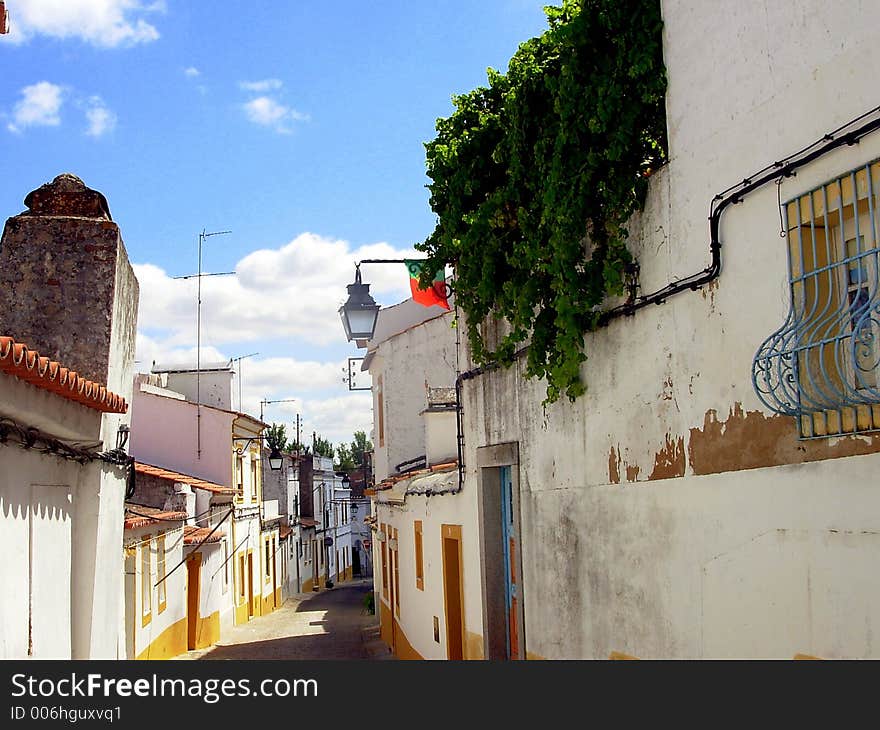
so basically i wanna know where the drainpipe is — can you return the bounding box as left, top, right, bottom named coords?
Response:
left=452, top=104, right=880, bottom=493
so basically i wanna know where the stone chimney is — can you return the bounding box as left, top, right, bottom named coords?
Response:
left=0, top=174, right=139, bottom=398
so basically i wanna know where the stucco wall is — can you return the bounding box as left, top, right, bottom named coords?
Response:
left=375, top=487, right=481, bottom=660
left=371, top=311, right=457, bottom=482
left=131, top=389, right=234, bottom=487
left=456, top=0, right=880, bottom=658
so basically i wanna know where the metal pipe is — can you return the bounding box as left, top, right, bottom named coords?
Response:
left=452, top=105, right=880, bottom=492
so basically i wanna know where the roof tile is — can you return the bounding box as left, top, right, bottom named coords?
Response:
left=135, top=462, right=234, bottom=494
left=0, top=335, right=127, bottom=413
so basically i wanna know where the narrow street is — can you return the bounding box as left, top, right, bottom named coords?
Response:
left=177, top=579, right=394, bottom=660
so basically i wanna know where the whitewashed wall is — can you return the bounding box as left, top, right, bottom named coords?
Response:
left=375, top=486, right=481, bottom=659
left=370, top=311, right=457, bottom=482
left=458, top=0, right=880, bottom=658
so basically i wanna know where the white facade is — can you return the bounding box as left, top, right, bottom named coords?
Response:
left=367, top=309, right=457, bottom=481
left=453, top=0, right=880, bottom=659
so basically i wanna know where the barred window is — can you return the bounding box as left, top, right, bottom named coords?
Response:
left=753, top=160, right=880, bottom=437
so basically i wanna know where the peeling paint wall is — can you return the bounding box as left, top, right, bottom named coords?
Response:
left=459, top=1, right=880, bottom=658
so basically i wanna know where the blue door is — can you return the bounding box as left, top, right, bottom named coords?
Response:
left=500, top=466, right=519, bottom=659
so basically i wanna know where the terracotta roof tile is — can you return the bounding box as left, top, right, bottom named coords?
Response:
left=123, top=504, right=187, bottom=530
left=135, top=462, right=234, bottom=494
left=183, top=525, right=226, bottom=545
left=0, top=336, right=127, bottom=413
left=279, top=525, right=292, bottom=540
left=297, top=518, right=319, bottom=528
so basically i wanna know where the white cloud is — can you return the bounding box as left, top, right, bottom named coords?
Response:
left=242, top=96, right=308, bottom=134
left=134, top=334, right=373, bottom=446
left=184, top=66, right=201, bottom=77
left=239, top=79, right=282, bottom=93
left=7, top=81, right=63, bottom=133
left=2, top=0, right=162, bottom=47
left=84, top=96, right=116, bottom=137
left=133, top=233, right=417, bottom=350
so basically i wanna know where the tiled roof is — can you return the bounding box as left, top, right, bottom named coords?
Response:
left=297, top=518, right=319, bottom=528
left=183, top=525, right=226, bottom=545
left=0, top=336, right=127, bottom=413
left=375, top=461, right=458, bottom=491
left=279, top=525, right=292, bottom=540
left=123, top=504, right=187, bottom=530
left=134, top=462, right=234, bottom=494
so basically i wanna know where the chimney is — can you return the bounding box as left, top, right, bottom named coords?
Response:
left=0, top=174, right=139, bottom=398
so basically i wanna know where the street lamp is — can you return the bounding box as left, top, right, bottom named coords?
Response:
left=233, top=436, right=284, bottom=470
left=339, top=265, right=380, bottom=342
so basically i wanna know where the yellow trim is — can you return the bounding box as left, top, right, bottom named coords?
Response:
left=275, top=587, right=282, bottom=605
left=302, top=577, right=314, bottom=593
left=465, top=631, right=484, bottom=660
left=794, top=653, right=823, bottom=660
left=191, top=610, right=221, bottom=650
left=260, top=590, right=274, bottom=616
left=526, top=651, right=545, bottom=660
left=136, top=617, right=188, bottom=660
left=234, top=601, right=249, bottom=625
left=609, top=651, right=640, bottom=660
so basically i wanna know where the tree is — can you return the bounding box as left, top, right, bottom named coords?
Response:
left=335, top=443, right=356, bottom=473
left=351, top=430, right=372, bottom=467
left=265, top=423, right=288, bottom=452
left=335, top=430, right=372, bottom=473
left=313, top=434, right=334, bottom=458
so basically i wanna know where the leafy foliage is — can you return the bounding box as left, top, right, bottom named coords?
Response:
left=335, top=430, right=373, bottom=473
left=313, top=435, right=335, bottom=459
left=417, top=0, right=667, bottom=402
left=265, top=423, right=288, bottom=452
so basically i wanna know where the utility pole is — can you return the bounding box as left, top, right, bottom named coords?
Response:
left=173, top=229, right=233, bottom=460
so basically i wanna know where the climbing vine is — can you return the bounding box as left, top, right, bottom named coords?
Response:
left=416, top=0, right=667, bottom=403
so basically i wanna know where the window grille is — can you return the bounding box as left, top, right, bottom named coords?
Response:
left=752, top=160, right=880, bottom=437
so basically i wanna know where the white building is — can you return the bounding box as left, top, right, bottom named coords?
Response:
left=451, top=1, right=880, bottom=659
left=0, top=174, right=138, bottom=659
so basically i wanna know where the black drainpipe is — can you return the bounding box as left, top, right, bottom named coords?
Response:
left=453, top=104, right=880, bottom=492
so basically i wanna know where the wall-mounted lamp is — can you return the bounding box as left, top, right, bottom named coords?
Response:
left=233, top=436, right=284, bottom=471
left=339, top=265, right=380, bottom=342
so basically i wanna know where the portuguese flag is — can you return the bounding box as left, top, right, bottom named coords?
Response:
left=405, top=260, right=450, bottom=310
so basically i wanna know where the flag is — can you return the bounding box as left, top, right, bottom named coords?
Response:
left=405, top=260, right=450, bottom=310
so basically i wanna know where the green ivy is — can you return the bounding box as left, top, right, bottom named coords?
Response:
left=416, top=0, right=667, bottom=403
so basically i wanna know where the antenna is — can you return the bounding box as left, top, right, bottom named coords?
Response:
left=173, top=228, right=233, bottom=460
left=230, top=352, right=259, bottom=412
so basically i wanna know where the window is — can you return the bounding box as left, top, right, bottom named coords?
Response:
left=141, top=537, right=152, bottom=626
left=222, top=541, right=229, bottom=594
left=377, top=375, right=385, bottom=447
left=235, top=455, right=244, bottom=501
left=250, top=456, right=258, bottom=501
left=380, top=525, right=389, bottom=599
left=753, top=160, right=880, bottom=437
left=265, top=539, right=271, bottom=583
left=238, top=554, right=246, bottom=601
left=156, top=533, right=166, bottom=613
left=392, top=528, right=400, bottom=614
left=414, top=520, right=424, bottom=591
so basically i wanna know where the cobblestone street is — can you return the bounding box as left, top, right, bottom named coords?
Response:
left=176, top=579, right=393, bottom=660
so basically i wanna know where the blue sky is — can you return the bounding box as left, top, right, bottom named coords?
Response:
left=0, top=0, right=550, bottom=446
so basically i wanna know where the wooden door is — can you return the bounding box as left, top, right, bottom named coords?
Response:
left=247, top=552, right=254, bottom=617
left=441, top=525, right=465, bottom=660
left=186, top=552, right=202, bottom=650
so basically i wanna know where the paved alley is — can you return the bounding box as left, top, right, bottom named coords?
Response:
left=177, top=579, right=393, bottom=660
